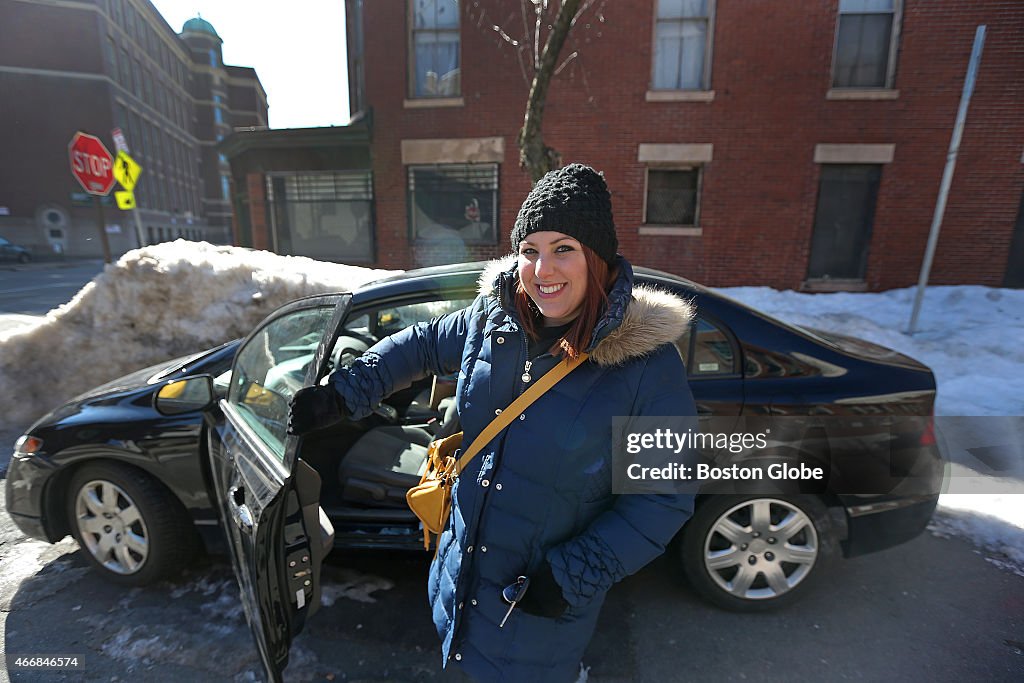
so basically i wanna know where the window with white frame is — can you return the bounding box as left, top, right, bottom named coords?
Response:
left=652, top=0, right=713, bottom=90
left=833, top=0, right=900, bottom=88
left=410, top=0, right=460, bottom=98
left=644, top=168, right=701, bottom=226
left=408, top=164, right=498, bottom=243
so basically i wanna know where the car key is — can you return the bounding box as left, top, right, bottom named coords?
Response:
left=499, top=575, right=530, bottom=628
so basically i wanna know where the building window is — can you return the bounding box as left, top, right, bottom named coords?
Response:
left=832, top=0, right=900, bottom=88
left=132, top=58, right=143, bottom=99
left=407, top=164, right=498, bottom=244
left=652, top=0, right=713, bottom=90
left=104, top=37, right=117, bottom=78
left=410, top=0, right=460, bottom=98
left=125, top=3, right=136, bottom=41
left=114, top=103, right=127, bottom=137
left=120, top=48, right=131, bottom=87
left=807, top=164, right=882, bottom=280
left=644, top=168, right=701, bottom=226
left=266, top=172, right=375, bottom=262
left=209, top=48, right=218, bottom=67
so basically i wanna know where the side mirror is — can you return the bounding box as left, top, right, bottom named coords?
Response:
left=154, top=375, right=216, bottom=416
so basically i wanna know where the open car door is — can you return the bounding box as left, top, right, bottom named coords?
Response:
left=206, top=294, right=351, bottom=682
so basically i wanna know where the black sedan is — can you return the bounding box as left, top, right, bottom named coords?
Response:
left=5, top=261, right=942, bottom=615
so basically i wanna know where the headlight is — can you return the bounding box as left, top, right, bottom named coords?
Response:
left=14, top=435, right=43, bottom=455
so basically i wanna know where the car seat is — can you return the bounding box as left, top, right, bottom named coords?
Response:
left=338, top=396, right=459, bottom=508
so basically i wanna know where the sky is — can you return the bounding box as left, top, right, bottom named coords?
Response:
left=150, top=0, right=350, bottom=129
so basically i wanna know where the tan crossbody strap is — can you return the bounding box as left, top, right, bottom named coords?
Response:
left=455, top=352, right=589, bottom=473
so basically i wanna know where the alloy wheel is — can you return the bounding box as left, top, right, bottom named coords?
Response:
left=74, top=479, right=150, bottom=575
left=702, top=498, right=819, bottom=600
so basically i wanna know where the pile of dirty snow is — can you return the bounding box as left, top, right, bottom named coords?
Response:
left=0, top=241, right=394, bottom=428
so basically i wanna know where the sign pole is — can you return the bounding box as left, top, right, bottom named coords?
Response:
left=132, top=205, right=145, bottom=248
left=95, top=195, right=112, bottom=263
left=907, top=25, right=986, bottom=335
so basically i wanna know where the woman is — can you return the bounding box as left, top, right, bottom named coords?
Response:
left=289, top=164, right=697, bottom=682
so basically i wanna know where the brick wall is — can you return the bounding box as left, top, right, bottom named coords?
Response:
left=356, top=0, right=1024, bottom=288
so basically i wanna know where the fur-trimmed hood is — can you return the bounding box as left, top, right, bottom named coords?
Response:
left=477, top=256, right=694, bottom=367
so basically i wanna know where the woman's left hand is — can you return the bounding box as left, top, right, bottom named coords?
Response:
left=516, top=562, right=569, bottom=618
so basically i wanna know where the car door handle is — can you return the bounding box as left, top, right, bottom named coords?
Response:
left=229, top=485, right=254, bottom=530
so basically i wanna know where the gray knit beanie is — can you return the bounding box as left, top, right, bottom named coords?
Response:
left=511, top=163, right=618, bottom=265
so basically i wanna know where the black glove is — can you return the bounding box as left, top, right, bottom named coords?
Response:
left=287, top=385, right=346, bottom=435
left=517, top=562, right=569, bottom=619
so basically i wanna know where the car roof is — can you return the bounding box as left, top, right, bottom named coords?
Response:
left=359, top=260, right=715, bottom=296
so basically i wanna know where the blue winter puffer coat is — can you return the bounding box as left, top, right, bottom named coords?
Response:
left=329, top=256, right=697, bottom=682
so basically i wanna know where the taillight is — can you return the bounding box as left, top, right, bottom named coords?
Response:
left=14, top=435, right=43, bottom=455
left=919, top=416, right=936, bottom=446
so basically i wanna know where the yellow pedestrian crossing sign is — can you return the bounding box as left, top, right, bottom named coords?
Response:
left=115, top=190, right=136, bottom=210
left=113, top=151, right=142, bottom=192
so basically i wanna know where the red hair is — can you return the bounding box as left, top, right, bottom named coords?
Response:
left=515, top=246, right=616, bottom=359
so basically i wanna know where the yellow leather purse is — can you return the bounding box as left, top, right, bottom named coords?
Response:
left=406, top=354, right=588, bottom=550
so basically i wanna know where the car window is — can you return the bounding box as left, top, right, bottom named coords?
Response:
left=0, top=237, right=9, bottom=246
left=676, top=317, right=737, bottom=377
left=373, top=298, right=474, bottom=337
left=228, top=305, right=334, bottom=459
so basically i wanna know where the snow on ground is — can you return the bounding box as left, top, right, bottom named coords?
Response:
left=0, top=241, right=394, bottom=429
left=719, top=284, right=1024, bottom=575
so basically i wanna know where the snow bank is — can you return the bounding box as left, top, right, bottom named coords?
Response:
left=0, top=241, right=394, bottom=429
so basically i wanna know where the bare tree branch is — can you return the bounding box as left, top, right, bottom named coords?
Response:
left=553, top=50, right=578, bottom=76
left=533, top=1, right=542, bottom=72
left=517, top=0, right=582, bottom=182
left=492, top=24, right=519, bottom=46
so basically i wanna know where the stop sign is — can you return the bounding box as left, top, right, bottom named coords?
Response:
left=68, top=132, right=115, bottom=196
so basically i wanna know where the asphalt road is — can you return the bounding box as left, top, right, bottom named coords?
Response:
left=0, top=478, right=1020, bottom=683
left=0, top=260, right=104, bottom=317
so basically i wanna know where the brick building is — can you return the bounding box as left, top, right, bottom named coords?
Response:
left=226, top=0, right=1023, bottom=289
left=0, top=0, right=266, bottom=258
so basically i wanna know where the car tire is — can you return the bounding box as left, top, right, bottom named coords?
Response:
left=675, top=494, right=836, bottom=612
left=66, top=462, right=198, bottom=586
left=17, top=253, right=30, bottom=263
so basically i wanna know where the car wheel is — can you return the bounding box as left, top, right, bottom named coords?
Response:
left=676, top=495, right=836, bottom=612
left=17, top=252, right=30, bottom=263
left=66, top=463, right=198, bottom=586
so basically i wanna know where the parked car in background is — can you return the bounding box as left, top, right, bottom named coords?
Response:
left=6, top=261, right=942, bottom=644
left=0, top=236, right=31, bottom=263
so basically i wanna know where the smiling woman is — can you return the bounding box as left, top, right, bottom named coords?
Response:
left=289, top=163, right=698, bottom=682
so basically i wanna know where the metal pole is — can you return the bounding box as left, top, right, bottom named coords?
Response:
left=908, top=25, right=986, bottom=334
left=95, top=195, right=113, bottom=264
left=132, top=206, right=146, bottom=249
